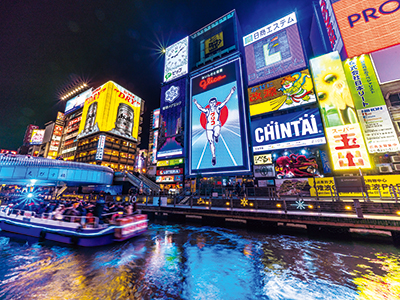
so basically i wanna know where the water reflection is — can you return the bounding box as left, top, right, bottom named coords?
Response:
left=0, top=223, right=400, bottom=299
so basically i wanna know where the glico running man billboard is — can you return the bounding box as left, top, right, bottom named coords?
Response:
left=243, top=12, right=307, bottom=86
left=189, top=58, right=251, bottom=176
left=343, top=54, right=400, bottom=153
left=310, top=51, right=372, bottom=171
left=251, top=108, right=326, bottom=152
left=157, top=78, right=186, bottom=159
left=248, top=69, right=316, bottom=116
left=77, top=81, right=142, bottom=142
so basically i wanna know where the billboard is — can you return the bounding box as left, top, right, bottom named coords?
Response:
left=189, top=58, right=251, bottom=176
left=253, top=164, right=275, bottom=178
left=157, top=78, right=186, bottom=159
left=310, top=51, right=372, bottom=170
left=190, top=10, right=238, bottom=70
left=343, top=54, right=400, bottom=153
left=23, top=124, right=39, bottom=145
left=157, top=158, right=184, bottom=167
left=64, top=88, right=93, bottom=115
left=371, top=44, right=400, bottom=84
left=331, top=0, right=400, bottom=57
left=77, top=81, right=142, bottom=142
left=30, top=129, right=45, bottom=145
left=151, top=130, right=159, bottom=164
left=95, top=135, right=106, bottom=160
left=248, top=69, right=316, bottom=116
left=152, top=108, right=160, bottom=129
left=319, top=0, right=344, bottom=53
left=164, top=36, right=189, bottom=83
left=251, top=108, right=326, bottom=152
left=243, top=12, right=307, bottom=86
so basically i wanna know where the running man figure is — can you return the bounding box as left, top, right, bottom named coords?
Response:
left=193, top=86, right=236, bottom=166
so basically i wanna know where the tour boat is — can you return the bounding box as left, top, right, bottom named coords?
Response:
left=0, top=206, right=148, bottom=247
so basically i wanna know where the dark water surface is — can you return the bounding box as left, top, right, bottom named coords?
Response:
left=0, top=222, right=399, bottom=300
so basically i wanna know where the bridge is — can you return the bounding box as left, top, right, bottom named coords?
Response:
left=0, top=155, right=160, bottom=193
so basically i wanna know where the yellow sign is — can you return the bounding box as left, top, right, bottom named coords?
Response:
left=205, top=32, right=224, bottom=54
left=78, top=81, right=141, bottom=141
left=309, top=175, right=400, bottom=198
left=157, top=160, right=169, bottom=167
left=254, top=154, right=272, bottom=165
left=309, top=51, right=371, bottom=171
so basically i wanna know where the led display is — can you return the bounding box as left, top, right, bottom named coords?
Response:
left=190, top=10, right=238, bottom=70
left=30, top=129, right=45, bottom=145
left=310, top=51, right=372, bottom=170
left=152, top=108, right=160, bottom=129
left=343, top=54, right=400, bottom=153
left=23, top=125, right=39, bottom=145
left=251, top=108, right=326, bottom=152
left=77, top=81, right=142, bottom=142
left=243, top=12, right=306, bottom=86
left=163, top=36, right=189, bottom=83
left=157, top=78, right=186, bottom=160
left=248, top=69, right=316, bottom=116
left=189, top=58, right=251, bottom=176
left=64, top=88, right=93, bottom=115
left=331, top=0, right=400, bottom=57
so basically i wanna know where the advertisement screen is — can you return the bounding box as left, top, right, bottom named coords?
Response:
left=189, top=58, right=251, bottom=176
left=152, top=108, right=160, bottom=129
left=310, top=51, right=372, bottom=170
left=273, top=147, right=323, bottom=178
left=77, top=81, right=142, bottom=142
left=371, top=44, right=400, bottom=84
left=331, top=0, right=400, bottom=57
left=190, top=10, right=237, bottom=70
left=157, top=78, right=186, bottom=159
left=64, top=88, right=93, bottom=115
left=30, top=129, right=45, bottom=145
left=251, top=108, right=326, bottom=152
left=248, top=69, right=316, bottom=116
left=343, top=54, right=400, bottom=153
left=243, top=12, right=306, bottom=86
left=151, top=130, right=159, bottom=164
left=163, top=36, right=189, bottom=83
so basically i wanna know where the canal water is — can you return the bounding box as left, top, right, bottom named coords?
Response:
left=0, top=222, right=399, bottom=300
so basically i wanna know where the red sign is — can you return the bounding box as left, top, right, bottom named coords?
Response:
left=156, top=168, right=183, bottom=176
left=199, top=75, right=226, bottom=90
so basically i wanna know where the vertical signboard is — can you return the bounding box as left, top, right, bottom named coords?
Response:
left=152, top=108, right=160, bottom=129
left=310, top=51, right=372, bottom=171
left=30, top=129, right=45, bottom=145
left=152, top=130, right=159, bottom=164
left=189, top=58, right=251, bottom=176
left=157, top=78, right=186, bottom=159
left=319, top=0, right=344, bottom=54
left=248, top=69, right=316, bottom=116
left=163, top=36, right=189, bottom=83
left=331, top=0, right=400, bottom=57
left=343, top=54, right=400, bottom=153
left=243, top=12, right=307, bottom=86
left=190, top=10, right=238, bottom=70
left=78, top=81, right=142, bottom=141
left=95, top=135, right=106, bottom=160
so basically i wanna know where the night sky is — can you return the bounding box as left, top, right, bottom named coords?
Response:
left=0, top=0, right=314, bottom=151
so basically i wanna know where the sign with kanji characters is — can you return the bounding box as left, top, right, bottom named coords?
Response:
left=343, top=55, right=400, bottom=153
left=243, top=12, right=306, bottom=86
left=309, top=175, right=400, bottom=198
left=325, top=125, right=371, bottom=170
left=310, top=51, right=371, bottom=171
left=247, top=69, right=316, bottom=116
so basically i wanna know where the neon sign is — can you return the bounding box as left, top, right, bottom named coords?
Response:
left=199, top=75, right=227, bottom=90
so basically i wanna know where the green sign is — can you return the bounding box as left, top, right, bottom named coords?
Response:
left=169, top=158, right=184, bottom=166
left=343, top=55, right=385, bottom=109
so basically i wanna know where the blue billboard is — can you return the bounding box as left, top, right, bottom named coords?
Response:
left=189, top=58, right=251, bottom=176
left=64, top=88, right=93, bottom=115
left=251, top=108, right=326, bottom=152
left=157, top=78, right=186, bottom=160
